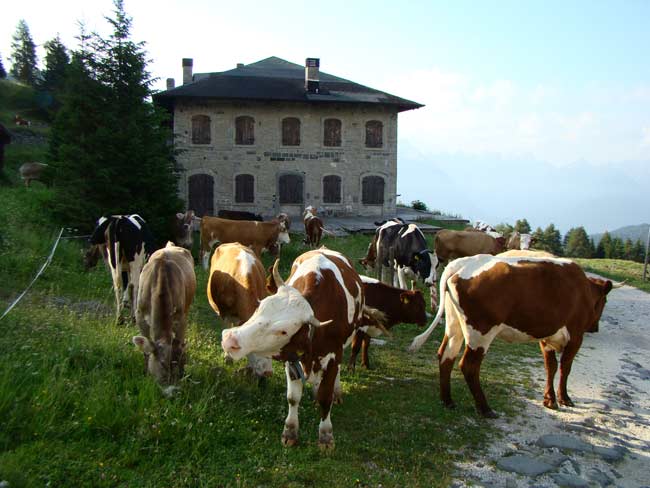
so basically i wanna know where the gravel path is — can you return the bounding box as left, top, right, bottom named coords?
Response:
left=453, top=284, right=650, bottom=488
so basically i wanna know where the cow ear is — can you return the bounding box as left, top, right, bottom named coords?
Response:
left=400, top=292, right=410, bottom=304
left=133, top=336, right=155, bottom=354
left=176, top=212, right=184, bottom=219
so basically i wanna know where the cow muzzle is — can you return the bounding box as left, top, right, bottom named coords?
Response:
left=221, top=330, right=243, bottom=359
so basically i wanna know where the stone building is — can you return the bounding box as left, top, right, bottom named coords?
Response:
left=154, top=56, right=422, bottom=218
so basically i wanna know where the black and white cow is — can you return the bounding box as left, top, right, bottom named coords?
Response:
left=371, top=219, right=438, bottom=290
left=89, top=214, right=156, bottom=323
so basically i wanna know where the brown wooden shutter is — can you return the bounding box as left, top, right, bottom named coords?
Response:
left=235, top=116, right=255, bottom=145
left=192, top=115, right=211, bottom=144
left=323, top=118, right=341, bottom=147
left=279, top=174, right=304, bottom=204
left=362, top=176, right=385, bottom=204
left=282, top=117, right=300, bottom=146
left=365, top=120, right=383, bottom=148
left=235, top=174, right=254, bottom=203
left=188, top=173, right=214, bottom=216
left=323, top=175, right=341, bottom=203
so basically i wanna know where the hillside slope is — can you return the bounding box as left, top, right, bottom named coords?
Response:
left=591, top=223, right=649, bottom=244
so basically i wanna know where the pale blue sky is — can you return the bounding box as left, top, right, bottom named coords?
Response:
left=3, top=0, right=649, bottom=233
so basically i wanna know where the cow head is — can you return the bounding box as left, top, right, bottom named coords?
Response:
left=519, top=234, right=533, bottom=250
left=276, top=213, right=291, bottom=232
left=277, top=221, right=291, bottom=245
left=83, top=244, right=106, bottom=270
left=173, top=210, right=195, bottom=249
left=221, top=261, right=329, bottom=360
left=586, top=277, right=613, bottom=333
left=409, top=249, right=438, bottom=286
left=399, top=290, right=427, bottom=326
left=132, top=336, right=186, bottom=385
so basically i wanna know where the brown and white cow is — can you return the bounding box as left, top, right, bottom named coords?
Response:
left=349, top=275, right=428, bottom=370
left=19, top=162, right=49, bottom=187
left=207, top=243, right=273, bottom=378
left=221, top=249, right=367, bottom=449
left=132, top=242, right=196, bottom=386
left=303, top=206, right=324, bottom=248
left=434, top=229, right=505, bottom=269
left=507, top=231, right=535, bottom=250
left=199, top=216, right=290, bottom=269
left=171, top=210, right=196, bottom=250
left=409, top=254, right=613, bottom=417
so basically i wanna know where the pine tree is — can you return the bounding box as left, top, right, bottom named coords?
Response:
left=610, top=237, right=625, bottom=259
left=596, top=231, right=612, bottom=258
left=543, top=224, right=563, bottom=255
left=623, top=238, right=634, bottom=261
left=0, top=54, right=7, bottom=79
left=514, top=219, right=531, bottom=234
left=633, top=239, right=645, bottom=263
left=40, top=35, right=70, bottom=116
left=532, top=227, right=546, bottom=250
left=564, top=227, right=593, bottom=258
left=49, top=3, right=180, bottom=238
left=10, top=20, right=38, bottom=85
left=495, top=223, right=514, bottom=241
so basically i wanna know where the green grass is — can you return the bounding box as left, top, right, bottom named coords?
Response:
left=574, top=258, right=650, bottom=293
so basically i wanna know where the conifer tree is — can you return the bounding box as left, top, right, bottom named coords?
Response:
left=610, top=237, right=625, bottom=259
left=564, top=226, right=593, bottom=258
left=514, top=219, right=531, bottom=234
left=0, top=54, right=7, bottom=79
left=543, top=224, right=563, bottom=255
left=40, top=35, right=70, bottom=115
left=10, top=20, right=38, bottom=84
left=595, top=231, right=612, bottom=258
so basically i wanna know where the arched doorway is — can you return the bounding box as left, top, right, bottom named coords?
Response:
left=188, top=173, right=214, bottom=217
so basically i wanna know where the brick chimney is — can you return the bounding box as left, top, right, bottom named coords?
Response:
left=305, top=58, right=320, bottom=93
left=182, top=58, right=193, bottom=85
left=166, top=78, right=175, bottom=90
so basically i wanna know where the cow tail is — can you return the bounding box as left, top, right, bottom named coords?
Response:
left=407, top=257, right=467, bottom=352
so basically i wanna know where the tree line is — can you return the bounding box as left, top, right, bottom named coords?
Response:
left=3, top=1, right=180, bottom=239
left=495, top=219, right=647, bottom=262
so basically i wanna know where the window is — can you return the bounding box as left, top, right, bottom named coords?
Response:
left=365, top=120, right=383, bottom=148
left=362, top=176, right=385, bottom=205
left=279, top=174, right=304, bottom=204
left=323, top=175, right=341, bottom=203
left=191, top=115, right=211, bottom=144
left=235, top=116, right=255, bottom=145
left=235, top=174, right=254, bottom=203
left=188, top=173, right=214, bottom=217
left=282, top=117, right=300, bottom=146
left=323, top=118, right=341, bottom=147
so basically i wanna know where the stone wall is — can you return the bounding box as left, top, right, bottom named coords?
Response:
left=174, top=100, right=399, bottom=217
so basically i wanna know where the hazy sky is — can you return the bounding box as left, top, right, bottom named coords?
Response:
left=3, top=0, right=649, bottom=233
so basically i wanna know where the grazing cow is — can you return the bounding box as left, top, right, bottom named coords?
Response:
left=217, top=209, right=264, bottom=221
left=349, top=275, right=428, bottom=370
left=132, top=242, right=196, bottom=385
left=19, top=162, right=49, bottom=187
left=372, top=220, right=437, bottom=289
left=276, top=212, right=291, bottom=231
left=199, top=216, right=290, bottom=269
left=409, top=254, right=613, bottom=417
left=14, top=115, right=30, bottom=126
left=89, top=214, right=156, bottom=323
left=507, top=231, right=534, bottom=250
left=303, top=206, right=323, bottom=248
left=221, top=249, right=369, bottom=449
left=83, top=243, right=108, bottom=270
left=171, top=210, right=196, bottom=250
left=207, top=243, right=273, bottom=378
left=434, top=229, right=505, bottom=269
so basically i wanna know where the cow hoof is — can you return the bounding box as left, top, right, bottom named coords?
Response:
left=559, top=397, right=575, bottom=407
left=333, top=393, right=343, bottom=405
left=480, top=409, right=499, bottom=419
left=281, top=427, right=299, bottom=447
left=318, top=435, right=335, bottom=451
left=544, top=399, right=559, bottom=410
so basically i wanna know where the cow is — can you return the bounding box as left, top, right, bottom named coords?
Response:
left=132, top=242, right=196, bottom=386
left=434, top=229, right=505, bottom=269
left=199, top=216, right=290, bottom=269
left=207, top=243, right=273, bottom=378
left=89, top=214, right=156, bottom=323
left=507, top=231, right=535, bottom=250
left=14, top=114, right=30, bottom=126
left=221, top=249, right=370, bottom=449
left=303, top=206, right=324, bottom=248
left=348, top=275, right=428, bottom=370
left=408, top=254, right=613, bottom=418
left=372, top=220, right=437, bottom=290
left=19, top=162, right=49, bottom=187
left=217, top=209, right=264, bottom=221
left=276, top=212, right=291, bottom=232
left=171, top=210, right=196, bottom=250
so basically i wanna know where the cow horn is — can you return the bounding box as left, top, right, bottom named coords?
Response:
left=309, top=316, right=333, bottom=327
left=272, top=259, right=285, bottom=287
left=612, top=280, right=627, bottom=289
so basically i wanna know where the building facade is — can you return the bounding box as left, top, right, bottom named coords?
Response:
left=154, top=57, right=422, bottom=218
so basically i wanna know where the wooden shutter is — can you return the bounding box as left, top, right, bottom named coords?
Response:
left=235, top=116, right=255, bottom=145
left=323, top=175, right=341, bottom=203
left=365, top=120, right=383, bottom=148
left=192, top=115, right=211, bottom=144
left=279, top=174, right=304, bottom=204
left=188, top=173, right=214, bottom=217
left=282, top=117, right=300, bottom=146
left=323, top=118, right=341, bottom=147
left=362, top=176, right=385, bottom=204
left=235, top=174, right=254, bottom=203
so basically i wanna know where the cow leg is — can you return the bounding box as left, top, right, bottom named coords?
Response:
left=459, top=345, right=496, bottom=418
left=282, top=361, right=303, bottom=447
left=129, top=251, right=145, bottom=321
left=540, top=341, right=559, bottom=409
left=361, top=334, right=371, bottom=369
left=333, top=368, right=343, bottom=405
left=438, top=305, right=464, bottom=408
left=316, top=358, right=339, bottom=450
left=396, top=266, right=409, bottom=289
left=348, top=331, right=363, bottom=371
left=110, top=266, right=123, bottom=324
left=558, top=337, right=583, bottom=407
